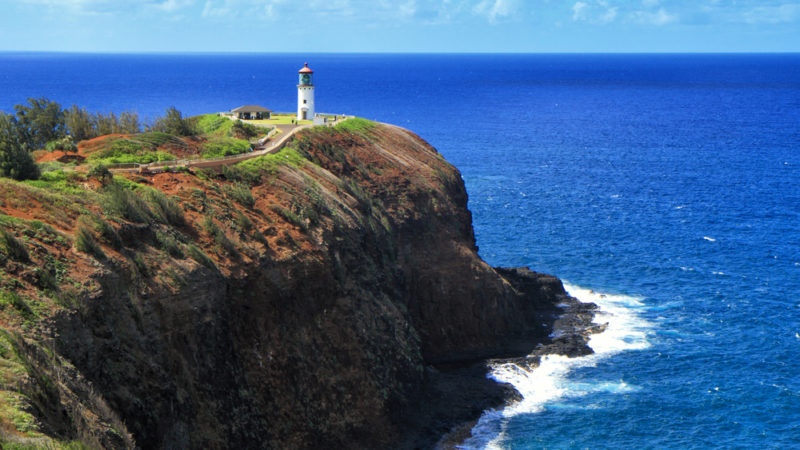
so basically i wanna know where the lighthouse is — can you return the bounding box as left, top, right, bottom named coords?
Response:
left=297, top=62, right=314, bottom=121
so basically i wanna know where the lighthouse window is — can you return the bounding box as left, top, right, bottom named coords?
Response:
left=303, top=99, right=307, bottom=104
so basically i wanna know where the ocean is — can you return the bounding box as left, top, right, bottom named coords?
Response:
left=2, top=52, right=799, bottom=448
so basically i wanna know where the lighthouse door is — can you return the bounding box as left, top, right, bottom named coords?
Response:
left=302, top=110, right=307, bottom=120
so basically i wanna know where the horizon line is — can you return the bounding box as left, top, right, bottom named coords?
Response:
left=1, top=50, right=799, bottom=56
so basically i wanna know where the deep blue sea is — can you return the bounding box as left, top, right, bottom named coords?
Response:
left=2, top=53, right=799, bottom=448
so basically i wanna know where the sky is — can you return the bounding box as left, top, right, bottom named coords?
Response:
left=1, top=0, right=799, bottom=53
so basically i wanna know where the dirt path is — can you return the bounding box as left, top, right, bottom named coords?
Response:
left=109, top=124, right=310, bottom=173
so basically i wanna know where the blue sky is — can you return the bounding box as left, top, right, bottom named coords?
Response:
left=1, top=0, right=799, bottom=53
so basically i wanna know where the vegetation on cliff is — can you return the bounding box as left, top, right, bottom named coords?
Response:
left=0, top=112, right=584, bottom=449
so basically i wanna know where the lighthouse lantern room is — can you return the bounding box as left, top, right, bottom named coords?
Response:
left=297, top=63, right=315, bottom=121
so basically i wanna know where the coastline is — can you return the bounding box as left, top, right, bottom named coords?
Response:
left=395, top=269, right=603, bottom=449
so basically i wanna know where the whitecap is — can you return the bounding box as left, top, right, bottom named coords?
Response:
left=460, top=284, right=653, bottom=449
left=703, top=236, right=716, bottom=242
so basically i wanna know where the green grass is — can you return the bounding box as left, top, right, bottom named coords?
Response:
left=84, top=135, right=178, bottom=165
left=24, top=170, right=90, bottom=196
left=0, top=291, right=36, bottom=321
left=251, top=113, right=312, bottom=125
left=191, top=113, right=234, bottom=136
left=334, top=117, right=376, bottom=134
left=201, top=137, right=251, bottom=158
left=235, top=147, right=306, bottom=179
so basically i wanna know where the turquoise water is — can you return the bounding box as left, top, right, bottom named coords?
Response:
left=1, top=53, right=799, bottom=448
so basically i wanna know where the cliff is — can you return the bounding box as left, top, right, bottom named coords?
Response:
left=0, top=119, right=594, bottom=448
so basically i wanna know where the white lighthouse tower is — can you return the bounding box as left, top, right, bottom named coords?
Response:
left=297, top=62, right=315, bottom=121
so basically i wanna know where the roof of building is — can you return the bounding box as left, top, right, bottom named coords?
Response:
left=231, top=105, right=272, bottom=113
left=299, top=62, right=313, bottom=74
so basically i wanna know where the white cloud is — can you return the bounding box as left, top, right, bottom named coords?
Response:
left=632, top=7, right=677, bottom=25
left=572, top=0, right=617, bottom=24
left=153, top=0, right=195, bottom=12
left=742, top=3, right=800, bottom=23
left=473, top=0, right=521, bottom=23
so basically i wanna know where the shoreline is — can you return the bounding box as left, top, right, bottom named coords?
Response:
left=395, top=269, right=604, bottom=449
left=444, top=290, right=604, bottom=449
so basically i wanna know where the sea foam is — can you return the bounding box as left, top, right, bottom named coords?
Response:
left=459, top=284, right=652, bottom=449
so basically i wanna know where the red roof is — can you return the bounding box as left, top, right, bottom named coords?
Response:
left=299, top=62, right=313, bottom=74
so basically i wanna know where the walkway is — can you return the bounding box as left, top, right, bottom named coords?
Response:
left=109, top=124, right=311, bottom=174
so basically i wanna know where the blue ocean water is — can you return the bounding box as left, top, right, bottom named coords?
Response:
left=2, top=53, right=799, bottom=448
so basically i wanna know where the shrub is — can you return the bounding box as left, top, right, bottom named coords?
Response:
left=75, top=225, right=105, bottom=260
left=155, top=231, right=184, bottom=259
left=223, top=183, right=255, bottom=208
left=0, top=229, right=29, bottom=263
left=231, top=120, right=258, bottom=139
left=87, top=164, right=113, bottom=184
left=45, top=135, right=77, bottom=152
left=186, top=243, right=216, bottom=270
left=94, top=217, right=122, bottom=249
left=234, top=210, right=253, bottom=232
left=0, top=290, right=35, bottom=320
left=203, top=216, right=236, bottom=255
left=270, top=205, right=307, bottom=231
left=130, top=252, right=150, bottom=278
left=143, top=188, right=185, bottom=226
left=102, top=182, right=153, bottom=223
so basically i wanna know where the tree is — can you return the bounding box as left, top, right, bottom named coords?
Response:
left=64, top=105, right=96, bottom=141
left=150, top=106, right=194, bottom=136
left=14, top=97, right=66, bottom=149
left=94, top=111, right=117, bottom=136
left=118, top=111, right=141, bottom=134
left=0, top=113, right=40, bottom=180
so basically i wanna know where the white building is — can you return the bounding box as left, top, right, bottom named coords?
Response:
left=297, top=63, right=315, bottom=121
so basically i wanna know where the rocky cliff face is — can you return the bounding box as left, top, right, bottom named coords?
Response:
left=0, top=120, right=592, bottom=449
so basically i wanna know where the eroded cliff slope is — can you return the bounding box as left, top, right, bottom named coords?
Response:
left=0, top=119, right=589, bottom=448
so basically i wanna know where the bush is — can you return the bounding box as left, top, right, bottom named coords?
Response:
left=223, top=183, right=255, bottom=208
left=231, top=120, right=258, bottom=139
left=143, top=188, right=185, bottom=226
left=203, top=216, right=236, bottom=255
left=155, top=231, right=184, bottom=259
left=234, top=210, right=253, bottom=232
left=270, top=205, right=307, bottom=231
left=102, top=182, right=153, bottom=223
left=88, top=164, right=113, bottom=184
left=0, top=229, right=30, bottom=263
left=94, top=217, right=122, bottom=249
left=186, top=243, right=216, bottom=270
left=75, top=224, right=105, bottom=260
left=45, top=135, right=78, bottom=153
left=0, top=290, right=35, bottom=320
